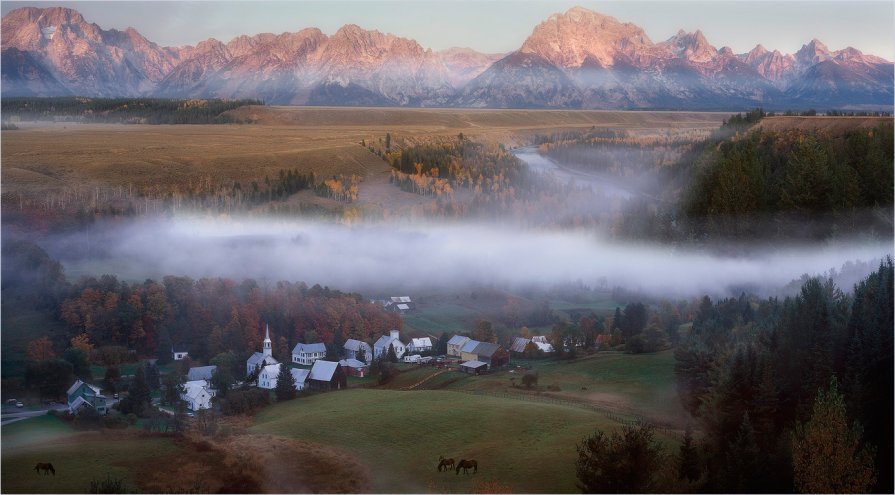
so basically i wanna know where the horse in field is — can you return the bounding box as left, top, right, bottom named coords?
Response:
left=455, top=459, right=477, bottom=475
left=34, top=463, right=55, bottom=476
left=437, top=456, right=455, bottom=472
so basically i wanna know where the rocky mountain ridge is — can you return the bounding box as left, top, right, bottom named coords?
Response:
left=2, top=5, right=891, bottom=109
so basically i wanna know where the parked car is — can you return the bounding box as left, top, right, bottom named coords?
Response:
left=113, top=393, right=119, bottom=399
left=15, top=401, right=24, bottom=408
left=5, top=398, right=16, bottom=405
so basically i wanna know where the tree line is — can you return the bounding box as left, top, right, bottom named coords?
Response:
left=1, top=97, right=263, bottom=124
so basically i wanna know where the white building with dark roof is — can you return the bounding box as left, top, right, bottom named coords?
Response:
left=292, top=342, right=327, bottom=366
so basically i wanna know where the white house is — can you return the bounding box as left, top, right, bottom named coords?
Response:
left=258, top=363, right=311, bottom=391
left=373, top=330, right=406, bottom=360
left=182, top=380, right=215, bottom=411
left=291, top=368, right=310, bottom=391
left=292, top=342, right=327, bottom=366
left=447, top=335, right=470, bottom=357
left=406, top=337, right=433, bottom=354
left=187, top=365, right=217, bottom=382
left=343, top=339, right=373, bottom=364
left=531, top=335, right=555, bottom=353
left=257, top=363, right=282, bottom=389
left=247, top=325, right=279, bottom=377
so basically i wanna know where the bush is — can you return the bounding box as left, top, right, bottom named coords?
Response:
left=88, top=476, right=130, bottom=494
left=521, top=372, right=538, bottom=389
left=219, top=388, right=270, bottom=416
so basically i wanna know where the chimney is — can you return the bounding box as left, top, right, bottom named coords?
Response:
left=390, top=329, right=399, bottom=340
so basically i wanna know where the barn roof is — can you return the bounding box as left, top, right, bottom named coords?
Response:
left=460, top=340, right=481, bottom=353
left=187, top=365, right=217, bottom=381
left=473, top=342, right=500, bottom=358
left=510, top=337, right=531, bottom=353
left=447, top=335, right=469, bottom=346
left=390, top=296, right=412, bottom=303
left=292, top=342, right=327, bottom=355
left=396, top=304, right=410, bottom=310
left=460, top=360, right=488, bottom=369
left=309, top=360, right=340, bottom=381
left=534, top=341, right=554, bottom=352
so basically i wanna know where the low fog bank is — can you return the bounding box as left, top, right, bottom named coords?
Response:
left=40, top=217, right=892, bottom=298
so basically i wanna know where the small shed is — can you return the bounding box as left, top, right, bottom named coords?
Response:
left=338, top=358, right=369, bottom=377
left=460, top=360, right=489, bottom=375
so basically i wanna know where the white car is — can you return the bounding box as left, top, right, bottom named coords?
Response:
left=15, top=401, right=24, bottom=408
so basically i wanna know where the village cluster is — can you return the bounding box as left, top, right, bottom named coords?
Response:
left=64, top=314, right=555, bottom=416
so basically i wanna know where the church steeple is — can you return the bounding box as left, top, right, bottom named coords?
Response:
left=263, top=324, right=272, bottom=358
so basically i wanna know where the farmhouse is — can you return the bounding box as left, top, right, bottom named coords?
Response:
left=246, top=325, right=279, bottom=377
left=258, top=363, right=282, bottom=389
left=374, top=330, right=406, bottom=360
left=292, top=342, right=327, bottom=366
left=308, top=360, right=347, bottom=390
left=459, top=339, right=481, bottom=362
left=531, top=336, right=555, bottom=353
left=187, top=365, right=217, bottom=381
left=66, top=380, right=108, bottom=416
left=406, top=337, right=433, bottom=354
left=339, top=358, right=369, bottom=377
left=447, top=335, right=470, bottom=357
left=343, top=339, right=373, bottom=364
left=181, top=380, right=215, bottom=411
left=385, top=296, right=415, bottom=313
left=510, top=337, right=535, bottom=354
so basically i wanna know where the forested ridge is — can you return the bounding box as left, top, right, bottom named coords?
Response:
left=1, top=97, right=263, bottom=124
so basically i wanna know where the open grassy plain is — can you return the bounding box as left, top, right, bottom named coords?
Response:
left=252, top=388, right=634, bottom=493
left=1, top=107, right=725, bottom=213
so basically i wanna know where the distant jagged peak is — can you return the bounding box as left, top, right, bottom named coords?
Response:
left=521, top=5, right=653, bottom=68
left=662, top=28, right=718, bottom=63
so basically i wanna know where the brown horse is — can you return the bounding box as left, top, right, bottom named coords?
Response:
left=34, top=463, right=55, bottom=476
left=455, top=459, right=477, bottom=475
left=437, top=456, right=455, bottom=472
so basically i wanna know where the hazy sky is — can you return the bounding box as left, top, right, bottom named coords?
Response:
left=2, top=1, right=893, bottom=59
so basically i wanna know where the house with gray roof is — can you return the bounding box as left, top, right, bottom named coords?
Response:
left=187, top=365, right=217, bottom=382
left=292, top=342, right=327, bottom=366
left=407, top=337, right=433, bottom=354
left=181, top=379, right=215, bottom=411
left=66, top=379, right=108, bottom=416
left=473, top=342, right=509, bottom=369
left=343, top=339, right=373, bottom=364
left=373, top=330, right=406, bottom=360
left=308, top=360, right=347, bottom=390
left=447, top=335, right=470, bottom=357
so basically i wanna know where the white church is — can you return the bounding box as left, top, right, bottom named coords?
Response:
left=246, top=324, right=279, bottom=378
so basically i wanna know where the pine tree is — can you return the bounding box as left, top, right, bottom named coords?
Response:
left=677, top=425, right=701, bottom=482
left=387, top=343, right=398, bottom=363
left=792, top=378, right=876, bottom=493
left=129, top=365, right=152, bottom=416
left=275, top=364, right=297, bottom=402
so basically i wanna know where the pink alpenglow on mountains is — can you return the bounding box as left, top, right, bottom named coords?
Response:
left=1, top=5, right=891, bottom=109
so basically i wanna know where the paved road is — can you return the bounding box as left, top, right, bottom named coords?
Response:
left=0, top=404, right=68, bottom=426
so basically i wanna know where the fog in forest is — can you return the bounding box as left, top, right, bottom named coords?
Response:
left=41, top=217, right=891, bottom=297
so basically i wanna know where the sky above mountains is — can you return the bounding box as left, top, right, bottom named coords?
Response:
left=2, top=0, right=893, bottom=60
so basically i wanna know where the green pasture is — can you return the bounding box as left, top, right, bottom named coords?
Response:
left=252, top=388, right=631, bottom=493
left=1, top=416, right=175, bottom=494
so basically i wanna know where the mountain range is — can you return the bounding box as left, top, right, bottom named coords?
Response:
left=2, top=6, right=892, bottom=109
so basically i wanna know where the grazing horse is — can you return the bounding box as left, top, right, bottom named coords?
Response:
left=455, top=459, right=478, bottom=475
left=34, top=463, right=55, bottom=476
left=437, top=456, right=455, bottom=472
